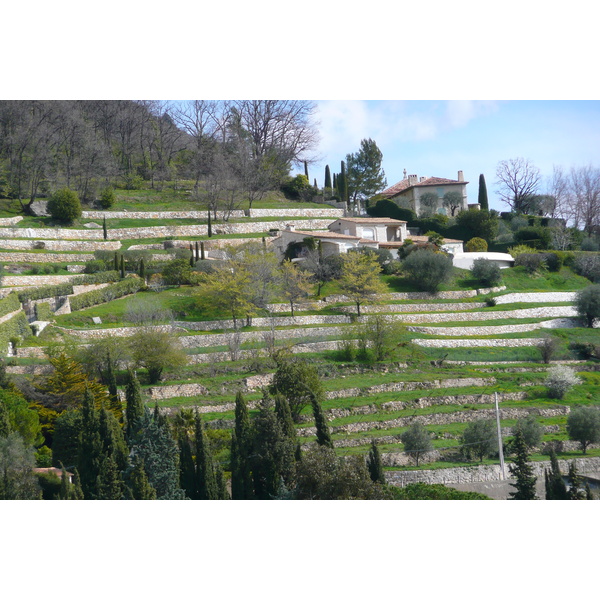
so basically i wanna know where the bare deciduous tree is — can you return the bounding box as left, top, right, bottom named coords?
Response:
left=495, top=157, right=541, bottom=213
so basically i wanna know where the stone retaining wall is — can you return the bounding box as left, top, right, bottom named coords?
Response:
left=0, top=216, right=24, bottom=226
left=495, top=292, right=577, bottom=304
left=340, top=302, right=487, bottom=314
left=325, top=287, right=506, bottom=303
left=3, top=274, right=80, bottom=287
left=146, top=382, right=208, bottom=400
left=0, top=239, right=121, bottom=251
left=175, top=314, right=351, bottom=331
left=385, top=456, right=600, bottom=487
left=0, top=252, right=95, bottom=263
left=297, top=406, right=569, bottom=437
left=416, top=338, right=546, bottom=348
left=0, top=219, right=336, bottom=241
left=82, top=208, right=343, bottom=219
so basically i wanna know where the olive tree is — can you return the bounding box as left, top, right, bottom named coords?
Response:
left=575, top=284, right=600, bottom=328
left=566, top=407, right=600, bottom=454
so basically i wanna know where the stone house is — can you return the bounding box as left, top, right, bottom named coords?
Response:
left=381, top=170, right=470, bottom=217
left=327, top=217, right=408, bottom=243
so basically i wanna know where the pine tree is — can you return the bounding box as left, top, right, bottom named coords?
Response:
left=508, top=429, right=537, bottom=500
left=366, top=439, right=386, bottom=485
left=478, top=174, right=489, bottom=211
left=311, top=393, right=333, bottom=449
left=231, top=391, right=253, bottom=500
left=77, top=388, right=104, bottom=499
left=545, top=447, right=568, bottom=500
left=126, top=457, right=157, bottom=500
left=194, top=413, right=218, bottom=500
left=125, top=370, right=144, bottom=440
left=96, top=454, right=124, bottom=500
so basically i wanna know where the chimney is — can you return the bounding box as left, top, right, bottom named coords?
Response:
left=458, top=170, right=464, bottom=182
left=420, top=176, right=426, bottom=182
left=286, top=224, right=295, bottom=231
left=408, top=174, right=418, bottom=185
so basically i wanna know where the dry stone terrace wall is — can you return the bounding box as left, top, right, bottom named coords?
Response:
left=0, top=251, right=95, bottom=263
left=0, top=219, right=336, bottom=241
left=0, top=216, right=24, bottom=226
left=417, top=338, right=546, bottom=348
left=175, top=315, right=351, bottom=331
left=0, top=239, right=121, bottom=251
left=324, top=287, right=506, bottom=303
left=82, top=208, right=344, bottom=219
left=385, top=457, right=600, bottom=487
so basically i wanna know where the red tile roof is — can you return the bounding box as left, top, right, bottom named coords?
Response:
left=334, top=217, right=407, bottom=224
left=382, top=176, right=468, bottom=198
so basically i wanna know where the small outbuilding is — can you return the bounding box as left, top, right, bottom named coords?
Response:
left=452, top=252, right=515, bottom=270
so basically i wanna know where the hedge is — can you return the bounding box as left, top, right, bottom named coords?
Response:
left=17, top=283, right=74, bottom=303
left=72, top=270, right=121, bottom=285
left=69, top=276, right=144, bottom=311
left=0, top=292, right=21, bottom=319
left=0, top=311, right=33, bottom=356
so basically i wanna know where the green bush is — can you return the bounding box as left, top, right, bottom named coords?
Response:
left=280, top=175, right=315, bottom=201
left=465, top=237, right=488, bottom=252
left=401, top=249, right=453, bottom=293
left=83, top=260, right=107, bottom=274
left=47, top=188, right=82, bottom=223
left=0, top=311, right=32, bottom=355
left=0, top=293, right=21, bottom=319
left=99, top=186, right=116, bottom=209
left=514, top=253, right=546, bottom=274
left=17, top=283, right=74, bottom=303
left=471, top=258, right=502, bottom=286
left=34, top=302, right=53, bottom=321
left=539, top=251, right=563, bottom=272
left=366, top=199, right=417, bottom=223
left=514, top=226, right=552, bottom=250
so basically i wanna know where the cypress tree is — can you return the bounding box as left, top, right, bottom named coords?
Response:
left=127, top=457, right=157, bottom=500
left=120, top=255, right=125, bottom=278
left=105, top=352, right=122, bottom=422
left=99, top=407, right=129, bottom=472
left=311, top=393, right=333, bottom=449
left=200, top=241, right=205, bottom=260
left=102, top=216, right=108, bottom=240
left=96, top=454, right=124, bottom=500
left=304, top=161, right=309, bottom=181
left=178, top=432, right=197, bottom=499
left=545, top=447, right=568, bottom=500
left=125, top=370, right=144, bottom=441
left=478, top=174, right=489, bottom=211
left=195, top=241, right=200, bottom=261
left=324, top=165, right=332, bottom=189
left=77, top=388, right=104, bottom=499
left=114, top=252, right=119, bottom=272
left=274, top=393, right=296, bottom=443
left=190, top=254, right=195, bottom=268
left=508, top=428, right=537, bottom=500
left=207, top=210, right=212, bottom=237
left=58, top=462, right=72, bottom=500
left=69, top=467, right=84, bottom=500
left=231, top=391, right=253, bottom=500
left=567, top=461, right=587, bottom=499
left=333, top=172, right=337, bottom=191
left=340, top=160, right=349, bottom=205
left=139, top=258, right=146, bottom=281
left=194, top=413, right=218, bottom=500
left=366, top=439, right=386, bottom=485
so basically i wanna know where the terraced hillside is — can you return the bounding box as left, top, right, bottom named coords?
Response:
left=2, top=195, right=600, bottom=494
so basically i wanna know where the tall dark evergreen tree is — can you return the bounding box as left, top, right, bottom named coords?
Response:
left=340, top=160, right=349, bottom=205
left=304, top=161, right=309, bottom=181
left=58, top=463, right=72, bottom=500
left=96, top=454, right=124, bottom=500
left=129, top=409, right=185, bottom=499
left=98, top=407, right=129, bottom=472
left=508, top=429, right=537, bottom=500
left=324, top=164, right=332, bottom=189
left=77, top=388, right=104, bottom=499
left=178, top=432, right=197, bottom=499
left=231, top=391, right=253, bottom=500
left=69, top=467, right=84, bottom=500
left=105, top=352, right=122, bottom=422
left=567, top=461, right=588, bottom=500
left=120, top=255, right=125, bottom=278
left=102, top=216, right=108, bottom=240
left=545, top=447, right=568, bottom=500
left=366, top=439, right=386, bottom=485
left=311, top=393, right=333, bottom=449
left=207, top=210, right=212, bottom=237
left=126, top=457, right=157, bottom=500
left=125, top=370, right=144, bottom=440
left=194, top=413, right=218, bottom=500
left=0, top=397, right=11, bottom=438
left=478, top=174, right=489, bottom=211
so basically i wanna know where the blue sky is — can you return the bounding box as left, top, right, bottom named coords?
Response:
left=297, top=100, right=600, bottom=212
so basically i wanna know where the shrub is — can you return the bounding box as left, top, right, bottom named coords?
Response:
left=47, top=188, right=82, bottom=223
left=508, top=244, right=535, bottom=258
left=514, top=253, right=547, bottom=274
left=401, top=249, right=453, bottom=293
left=581, top=237, right=599, bottom=251
left=514, top=226, right=552, bottom=250
left=574, top=284, right=600, bottom=327
left=471, top=258, right=502, bottom=286
left=537, top=337, right=559, bottom=364
left=465, top=237, right=488, bottom=252
left=280, top=175, right=315, bottom=201
left=566, top=407, right=600, bottom=454
left=69, top=276, right=144, bottom=311
left=573, top=253, right=600, bottom=282
left=539, top=251, right=563, bottom=272
left=545, top=365, right=581, bottom=399
left=99, top=186, right=115, bottom=209
left=83, top=259, right=107, bottom=274
left=366, top=199, right=416, bottom=223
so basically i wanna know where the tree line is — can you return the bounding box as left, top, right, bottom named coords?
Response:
left=0, top=100, right=319, bottom=212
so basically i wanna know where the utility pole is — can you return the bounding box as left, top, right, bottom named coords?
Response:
left=495, top=392, right=506, bottom=480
